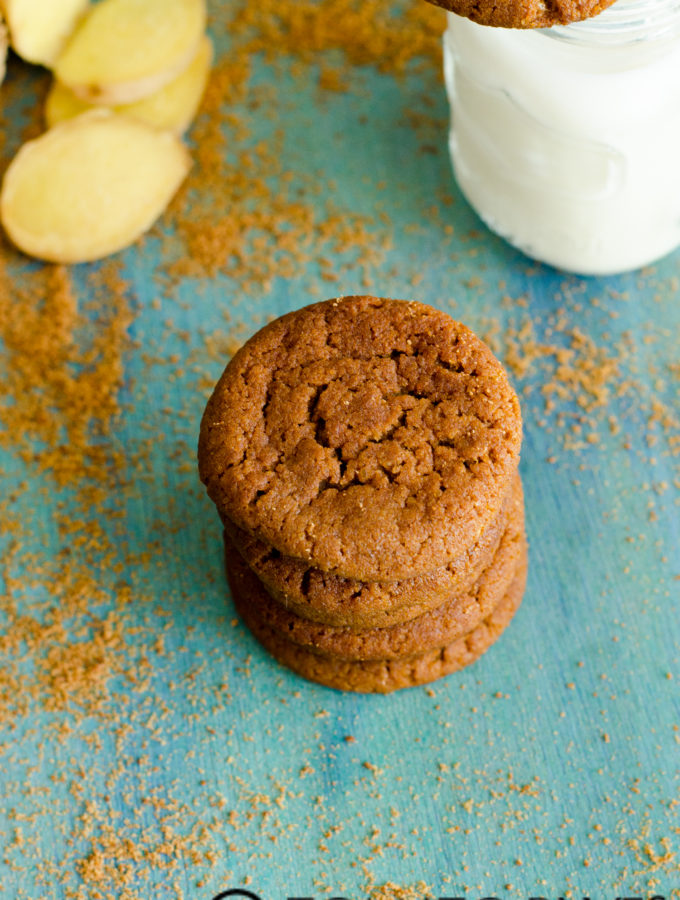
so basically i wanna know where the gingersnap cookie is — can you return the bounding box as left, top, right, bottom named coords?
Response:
left=426, top=0, right=617, bottom=29
left=224, top=491, right=525, bottom=660
left=199, top=296, right=522, bottom=582
left=230, top=551, right=528, bottom=694
left=222, top=473, right=520, bottom=630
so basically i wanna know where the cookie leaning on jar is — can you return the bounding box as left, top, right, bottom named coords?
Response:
left=198, top=296, right=526, bottom=692
left=424, top=0, right=617, bottom=29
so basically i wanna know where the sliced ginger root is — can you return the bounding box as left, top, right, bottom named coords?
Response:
left=0, top=0, right=88, bottom=67
left=46, top=34, right=213, bottom=135
left=54, top=0, right=206, bottom=104
left=0, top=110, right=190, bottom=264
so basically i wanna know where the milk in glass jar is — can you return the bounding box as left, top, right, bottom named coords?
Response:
left=443, top=0, right=680, bottom=275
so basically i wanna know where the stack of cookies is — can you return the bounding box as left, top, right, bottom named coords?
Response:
left=198, top=296, right=526, bottom=693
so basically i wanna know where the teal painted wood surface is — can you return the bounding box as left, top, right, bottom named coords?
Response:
left=0, top=3, right=678, bottom=898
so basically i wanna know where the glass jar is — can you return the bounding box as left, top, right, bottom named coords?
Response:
left=443, top=0, right=680, bottom=275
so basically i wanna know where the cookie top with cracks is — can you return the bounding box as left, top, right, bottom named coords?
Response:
left=428, top=0, right=617, bottom=28
left=198, top=296, right=522, bottom=580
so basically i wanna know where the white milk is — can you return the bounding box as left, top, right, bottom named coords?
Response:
left=443, top=0, right=680, bottom=275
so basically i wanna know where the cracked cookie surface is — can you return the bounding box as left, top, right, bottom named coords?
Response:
left=427, top=0, right=617, bottom=28
left=199, top=296, right=522, bottom=580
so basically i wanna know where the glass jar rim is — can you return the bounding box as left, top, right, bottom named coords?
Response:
left=543, top=0, right=680, bottom=45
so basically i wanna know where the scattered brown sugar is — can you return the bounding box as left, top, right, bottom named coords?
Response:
left=229, top=0, right=444, bottom=74
left=0, top=243, right=144, bottom=721
left=498, top=303, right=679, bottom=457
left=167, top=72, right=392, bottom=292
left=162, top=0, right=444, bottom=293
left=0, top=60, right=47, bottom=151
left=0, top=251, right=134, bottom=491
left=504, top=317, right=624, bottom=414
left=0, top=540, right=155, bottom=723
left=612, top=822, right=680, bottom=892
left=369, top=882, right=432, bottom=900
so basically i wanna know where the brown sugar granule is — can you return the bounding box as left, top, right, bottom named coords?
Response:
left=0, top=543, right=150, bottom=722
left=230, top=0, right=444, bottom=74
left=0, top=250, right=149, bottom=724
left=504, top=318, right=623, bottom=414
left=501, top=307, right=679, bottom=457
left=39, top=613, right=123, bottom=713
left=165, top=0, right=444, bottom=293
left=169, top=96, right=391, bottom=291
left=0, top=254, right=134, bottom=491
left=369, top=881, right=432, bottom=900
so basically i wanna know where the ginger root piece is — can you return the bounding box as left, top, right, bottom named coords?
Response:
left=54, top=0, right=206, bottom=104
left=0, top=110, right=190, bottom=263
left=0, top=0, right=88, bottom=67
left=46, top=34, right=212, bottom=135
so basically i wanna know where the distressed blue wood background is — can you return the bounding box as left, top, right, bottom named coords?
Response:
left=0, top=3, right=678, bottom=898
